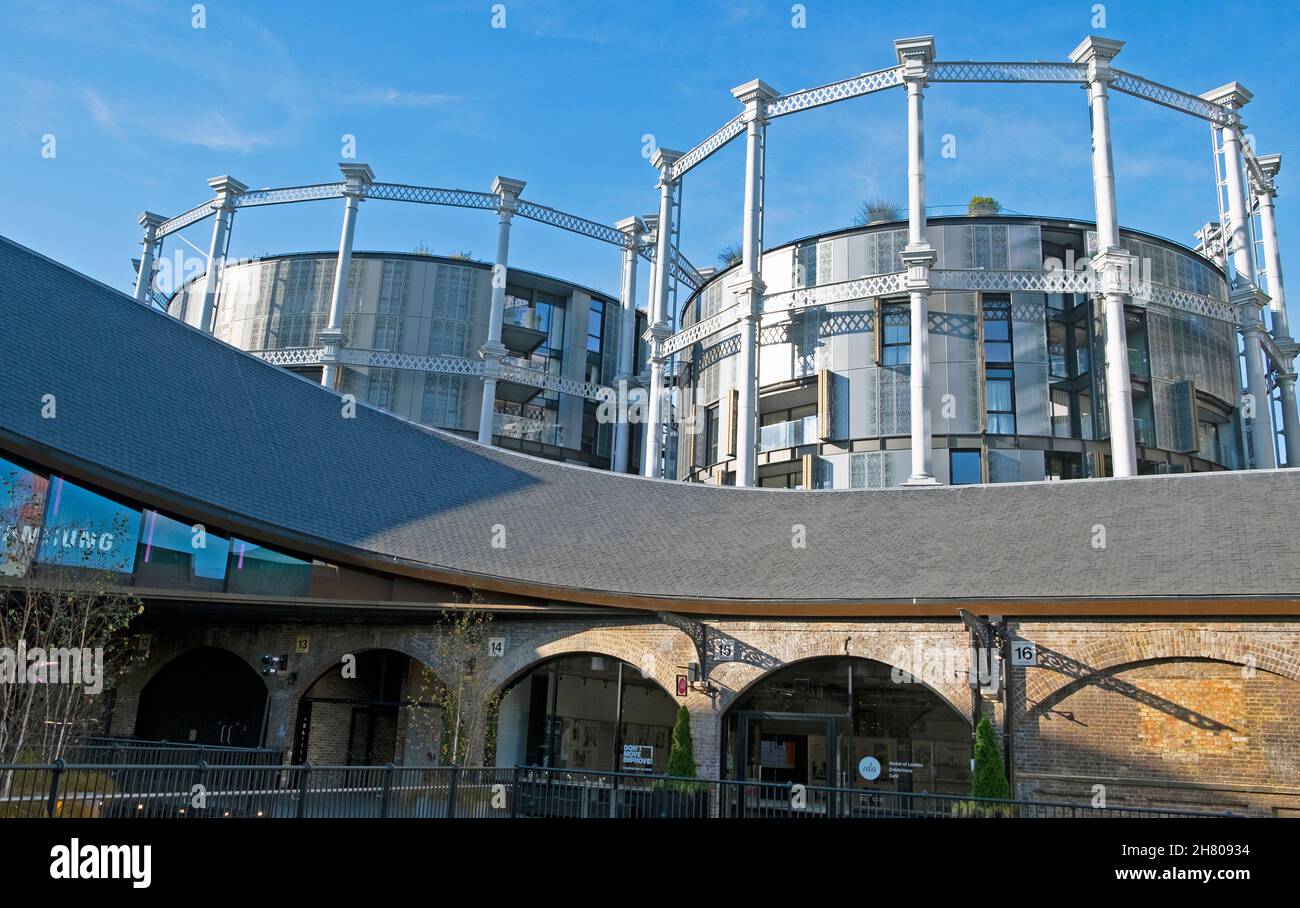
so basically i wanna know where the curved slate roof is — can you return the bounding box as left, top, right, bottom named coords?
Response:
left=1, top=235, right=1297, bottom=615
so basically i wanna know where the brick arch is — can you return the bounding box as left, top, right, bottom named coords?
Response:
left=293, top=638, right=444, bottom=696
left=487, top=626, right=683, bottom=700
left=710, top=628, right=971, bottom=720
left=132, top=642, right=267, bottom=696
left=1023, top=629, right=1300, bottom=709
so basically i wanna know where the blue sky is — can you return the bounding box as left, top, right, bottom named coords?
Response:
left=2, top=0, right=1298, bottom=309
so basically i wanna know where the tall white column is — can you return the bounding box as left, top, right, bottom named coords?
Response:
left=643, top=149, right=682, bottom=478
left=477, top=176, right=526, bottom=445
left=612, top=216, right=645, bottom=473
left=133, top=212, right=166, bottom=304
left=895, top=37, right=939, bottom=485
left=730, top=80, right=779, bottom=488
left=1252, top=154, right=1300, bottom=465
left=319, top=163, right=374, bottom=390
left=1203, top=82, right=1276, bottom=469
left=1071, top=36, right=1137, bottom=477
left=196, top=175, right=247, bottom=335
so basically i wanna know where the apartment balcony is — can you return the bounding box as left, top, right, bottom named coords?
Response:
left=501, top=305, right=548, bottom=356
left=493, top=412, right=563, bottom=446
left=759, top=414, right=818, bottom=452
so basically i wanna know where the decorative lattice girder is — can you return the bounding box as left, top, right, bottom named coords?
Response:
left=928, top=61, right=1086, bottom=83
left=661, top=304, right=741, bottom=356
left=669, top=115, right=747, bottom=181
left=1109, top=70, right=1235, bottom=126
left=235, top=183, right=346, bottom=208
left=498, top=361, right=611, bottom=400
left=156, top=201, right=216, bottom=238
left=766, top=66, right=905, bottom=119
left=514, top=199, right=626, bottom=247
left=250, top=347, right=326, bottom=367
left=762, top=271, right=907, bottom=315
left=364, top=182, right=499, bottom=210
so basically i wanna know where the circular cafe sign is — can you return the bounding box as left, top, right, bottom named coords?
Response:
left=858, top=756, right=882, bottom=781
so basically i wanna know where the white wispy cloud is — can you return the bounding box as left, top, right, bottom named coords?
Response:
left=345, top=87, right=458, bottom=108
left=163, top=112, right=273, bottom=154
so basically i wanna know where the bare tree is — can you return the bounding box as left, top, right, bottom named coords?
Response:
left=1, top=472, right=142, bottom=766
left=409, top=601, right=500, bottom=766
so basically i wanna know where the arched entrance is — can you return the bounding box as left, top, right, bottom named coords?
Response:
left=293, top=650, right=429, bottom=765
left=134, top=647, right=267, bottom=748
left=723, top=657, right=970, bottom=795
left=496, top=653, right=679, bottom=773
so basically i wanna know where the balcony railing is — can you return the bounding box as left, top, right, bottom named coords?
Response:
left=1134, top=416, right=1155, bottom=447
left=759, top=414, right=818, bottom=452
left=503, top=305, right=544, bottom=330
left=494, top=412, right=562, bottom=446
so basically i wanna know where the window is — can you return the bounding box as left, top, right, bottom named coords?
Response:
left=586, top=301, right=604, bottom=355
left=365, top=368, right=397, bottom=409
left=880, top=302, right=910, bottom=366
left=634, top=311, right=649, bottom=374
left=0, top=455, right=49, bottom=578
left=950, top=449, right=982, bottom=485
left=36, top=476, right=142, bottom=574
left=136, top=509, right=229, bottom=590
left=226, top=538, right=311, bottom=597
left=982, top=297, right=1013, bottom=363
left=985, top=367, right=1016, bottom=434
left=704, top=403, right=720, bottom=465
left=1051, top=388, right=1072, bottom=438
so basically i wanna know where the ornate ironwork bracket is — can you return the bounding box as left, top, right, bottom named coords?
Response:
left=656, top=612, right=781, bottom=685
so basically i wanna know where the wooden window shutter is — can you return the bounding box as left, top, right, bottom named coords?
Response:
left=801, top=453, right=817, bottom=489
left=817, top=368, right=834, bottom=441
left=689, top=404, right=700, bottom=468
left=723, top=388, right=738, bottom=458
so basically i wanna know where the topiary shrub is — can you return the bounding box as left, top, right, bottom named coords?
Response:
left=971, top=716, right=1010, bottom=801
left=968, top=195, right=1002, bottom=216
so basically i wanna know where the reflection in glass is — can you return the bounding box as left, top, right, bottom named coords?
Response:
left=0, top=456, right=48, bottom=578
left=136, top=510, right=229, bottom=590
left=36, top=477, right=141, bottom=574
left=226, top=538, right=311, bottom=597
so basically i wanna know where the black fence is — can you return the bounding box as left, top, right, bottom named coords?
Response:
left=0, top=762, right=1230, bottom=819
left=62, top=736, right=283, bottom=768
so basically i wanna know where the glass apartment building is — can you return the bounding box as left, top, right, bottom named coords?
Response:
left=673, top=216, right=1242, bottom=488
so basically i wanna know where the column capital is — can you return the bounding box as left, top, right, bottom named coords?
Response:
left=318, top=327, right=348, bottom=354
left=1201, top=81, right=1252, bottom=111
left=339, top=162, right=375, bottom=196
left=615, top=215, right=646, bottom=238
left=731, top=79, right=780, bottom=120
left=1069, top=35, right=1123, bottom=83
left=1090, top=248, right=1140, bottom=294
left=138, top=211, right=167, bottom=236
left=894, top=35, right=936, bottom=84
left=900, top=246, right=936, bottom=288
left=1252, top=153, right=1281, bottom=196
left=1231, top=284, right=1267, bottom=321
left=206, top=174, right=247, bottom=205
left=650, top=148, right=684, bottom=180
left=728, top=272, right=766, bottom=310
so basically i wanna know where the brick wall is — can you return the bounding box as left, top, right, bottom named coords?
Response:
left=109, top=615, right=1300, bottom=815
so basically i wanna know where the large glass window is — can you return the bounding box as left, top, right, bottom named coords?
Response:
left=950, top=449, right=982, bottom=485
left=495, top=654, right=679, bottom=773
left=982, top=296, right=1013, bottom=363
left=136, top=509, right=229, bottom=590
left=36, top=476, right=142, bottom=574
left=226, top=538, right=311, bottom=597
left=724, top=657, right=971, bottom=798
left=704, top=403, right=720, bottom=465
left=0, top=455, right=49, bottom=578
left=880, top=302, right=910, bottom=366
left=985, top=367, right=1016, bottom=434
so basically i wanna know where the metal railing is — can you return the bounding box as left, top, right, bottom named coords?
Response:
left=63, top=736, right=282, bottom=768
left=0, top=762, right=1230, bottom=819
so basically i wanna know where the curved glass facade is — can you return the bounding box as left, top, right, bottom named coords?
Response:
left=675, top=217, right=1241, bottom=487
left=168, top=252, right=626, bottom=466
